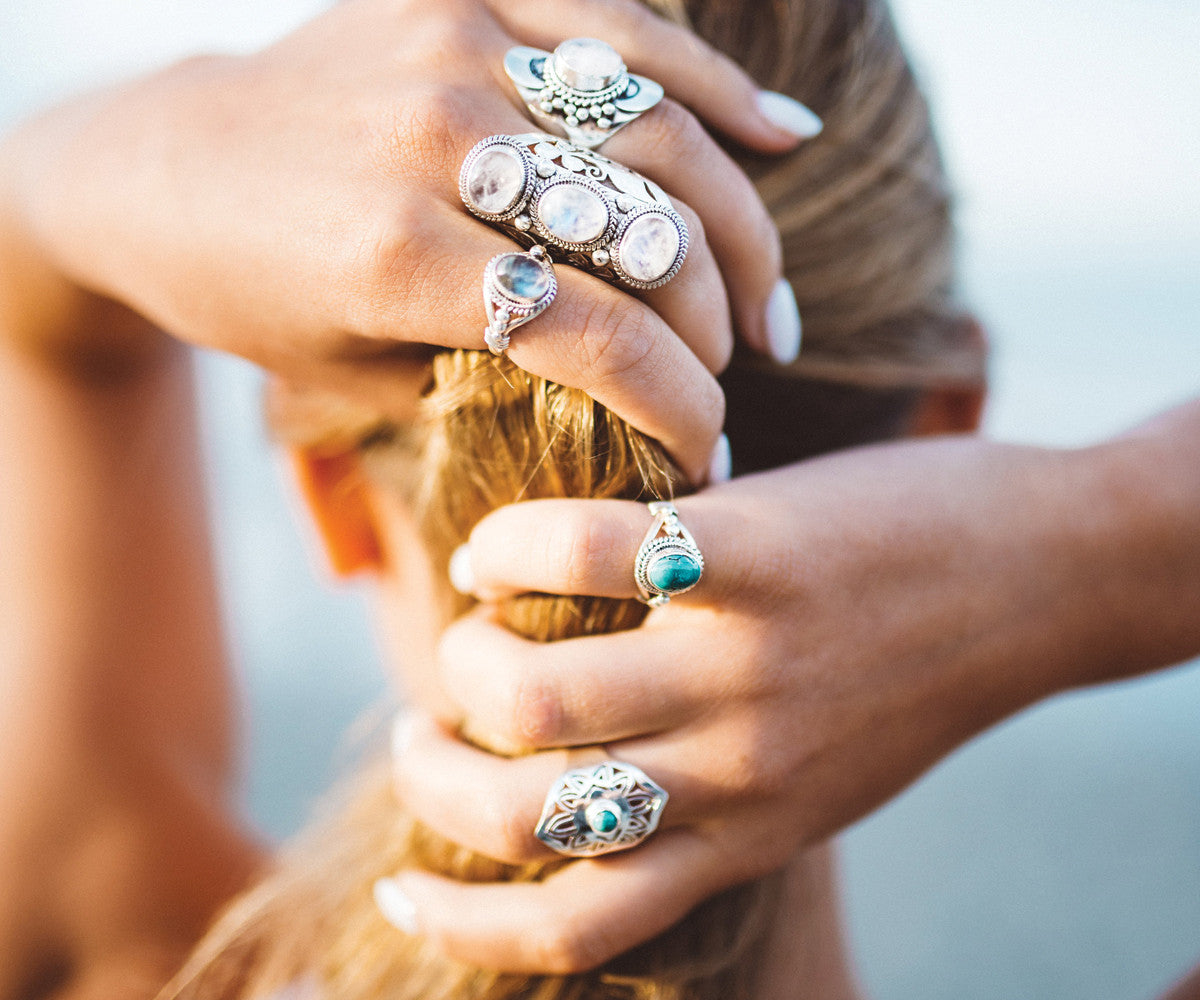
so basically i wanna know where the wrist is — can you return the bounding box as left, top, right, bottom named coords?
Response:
left=1069, top=404, right=1200, bottom=682
left=0, top=100, right=168, bottom=374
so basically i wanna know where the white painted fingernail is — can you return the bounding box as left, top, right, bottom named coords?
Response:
left=390, top=711, right=415, bottom=763
left=708, top=433, right=732, bottom=485
left=448, top=543, right=474, bottom=595
left=374, top=877, right=419, bottom=935
left=755, top=91, right=823, bottom=139
left=765, top=278, right=802, bottom=364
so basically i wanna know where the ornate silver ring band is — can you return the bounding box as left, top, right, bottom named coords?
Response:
left=634, top=501, right=704, bottom=607
left=535, top=760, right=668, bottom=857
left=504, top=37, right=664, bottom=150
left=481, top=244, right=557, bottom=355
left=460, top=132, right=688, bottom=290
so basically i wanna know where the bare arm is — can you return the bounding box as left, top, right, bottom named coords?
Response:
left=0, top=222, right=262, bottom=996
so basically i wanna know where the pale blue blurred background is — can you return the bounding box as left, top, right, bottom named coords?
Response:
left=3, top=2, right=1198, bottom=997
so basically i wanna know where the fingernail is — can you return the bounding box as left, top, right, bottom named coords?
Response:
left=390, top=710, right=416, bottom=763
left=708, top=433, right=732, bottom=485
left=448, top=543, right=474, bottom=595
left=374, top=877, right=419, bottom=934
left=755, top=91, right=823, bottom=140
left=765, top=278, right=802, bottom=364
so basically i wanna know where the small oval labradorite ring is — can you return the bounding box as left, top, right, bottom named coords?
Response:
left=634, top=501, right=704, bottom=607
left=534, top=761, right=668, bottom=857
left=505, top=38, right=665, bottom=149
left=481, top=244, right=557, bottom=355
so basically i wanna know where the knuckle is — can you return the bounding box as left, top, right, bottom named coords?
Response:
left=486, top=793, right=540, bottom=863
left=575, top=0, right=649, bottom=41
left=641, top=100, right=710, bottom=165
left=575, top=298, right=659, bottom=388
left=351, top=197, right=429, bottom=322
left=530, top=912, right=611, bottom=973
left=547, top=509, right=615, bottom=594
left=504, top=665, right=563, bottom=750
left=388, top=83, right=476, bottom=177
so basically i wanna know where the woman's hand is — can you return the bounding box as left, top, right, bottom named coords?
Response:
left=384, top=407, right=1200, bottom=971
left=0, top=0, right=817, bottom=481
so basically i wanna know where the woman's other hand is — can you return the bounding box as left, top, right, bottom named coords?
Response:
left=385, top=401, right=1200, bottom=971
left=0, top=0, right=819, bottom=481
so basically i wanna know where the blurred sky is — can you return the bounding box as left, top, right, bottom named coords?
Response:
left=2, top=3, right=1198, bottom=999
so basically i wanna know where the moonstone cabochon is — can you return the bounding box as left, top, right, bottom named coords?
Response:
left=617, top=212, right=682, bottom=283
left=492, top=253, right=551, bottom=304
left=553, top=37, right=624, bottom=91
left=464, top=146, right=527, bottom=216
left=536, top=182, right=610, bottom=245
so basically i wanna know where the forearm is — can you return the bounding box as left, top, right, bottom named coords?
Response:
left=1046, top=397, right=1200, bottom=690
left=0, top=298, right=258, bottom=988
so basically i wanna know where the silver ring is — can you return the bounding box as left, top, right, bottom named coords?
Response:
left=535, top=761, right=668, bottom=857
left=505, top=38, right=664, bottom=150
left=481, top=245, right=557, bottom=354
left=634, top=501, right=704, bottom=607
left=460, top=133, right=688, bottom=289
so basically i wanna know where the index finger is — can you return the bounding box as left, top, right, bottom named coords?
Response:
left=485, top=0, right=823, bottom=151
left=456, top=493, right=764, bottom=602
left=393, top=212, right=725, bottom=484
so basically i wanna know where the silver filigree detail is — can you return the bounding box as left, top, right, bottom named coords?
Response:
left=460, top=133, right=688, bottom=290
left=535, top=761, right=668, bottom=857
left=504, top=39, right=664, bottom=149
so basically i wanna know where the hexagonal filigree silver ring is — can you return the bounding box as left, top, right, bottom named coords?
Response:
left=505, top=38, right=664, bottom=149
left=535, top=761, right=668, bottom=857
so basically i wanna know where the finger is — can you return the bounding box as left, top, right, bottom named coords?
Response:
left=485, top=0, right=823, bottom=152
left=376, top=829, right=727, bottom=973
left=604, top=100, right=794, bottom=358
left=389, top=210, right=725, bottom=483
left=634, top=198, right=733, bottom=374
left=391, top=710, right=710, bottom=863
left=426, top=128, right=733, bottom=373
left=457, top=494, right=759, bottom=603
left=436, top=612, right=699, bottom=753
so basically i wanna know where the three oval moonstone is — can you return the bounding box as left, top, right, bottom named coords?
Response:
left=466, top=140, right=681, bottom=283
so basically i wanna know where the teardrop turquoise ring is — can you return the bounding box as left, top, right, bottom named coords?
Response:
left=634, top=501, right=704, bottom=607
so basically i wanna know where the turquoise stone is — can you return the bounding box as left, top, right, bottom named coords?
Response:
left=647, top=552, right=701, bottom=593
left=592, top=807, right=619, bottom=833
left=495, top=253, right=550, bottom=303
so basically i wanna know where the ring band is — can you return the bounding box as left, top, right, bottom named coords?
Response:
left=481, top=245, right=557, bottom=354
left=505, top=38, right=664, bottom=149
left=634, top=501, right=704, bottom=607
left=535, top=761, right=668, bottom=857
left=460, top=133, right=688, bottom=290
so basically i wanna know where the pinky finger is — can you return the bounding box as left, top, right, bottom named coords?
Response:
left=375, top=830, right=725, bottom=973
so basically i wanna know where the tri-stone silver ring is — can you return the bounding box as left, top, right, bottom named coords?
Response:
left=534, top=760, right=668, bottom=857
left=634, top=501, right=704, bottom=607
left=481, top=244, right=557, bottom=355
left=504, top=38, right=664, bottom=150
left=460, top=132, right=688, bottom=290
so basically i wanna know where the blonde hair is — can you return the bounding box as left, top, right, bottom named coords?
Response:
left=163, top=0, right=981, bottom=995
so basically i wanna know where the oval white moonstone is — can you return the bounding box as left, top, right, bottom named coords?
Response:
left=617, top=213, right=681, bottom=282
left=537, top=184, right=609, bottom=245
left=466, top=147, right=526, bottom=215
left=493, top=254, right=550, bottom=303
left=554, top=38, right=624, bottom=90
